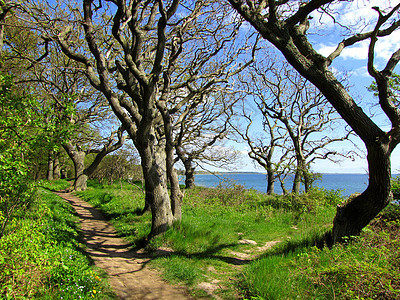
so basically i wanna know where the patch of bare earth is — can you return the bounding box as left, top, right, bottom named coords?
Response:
left=54, top=191, right=192, bottom=300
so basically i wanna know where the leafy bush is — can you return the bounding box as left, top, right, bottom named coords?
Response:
left=256, top=187, right=345, bottom=212
left=391, top=175, right=400, bottom=200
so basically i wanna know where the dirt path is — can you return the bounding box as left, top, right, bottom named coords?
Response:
left=53, top=191, right=192, bottom=300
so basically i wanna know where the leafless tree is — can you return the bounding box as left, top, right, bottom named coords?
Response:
left=26, top=0, right=254, bottom=237
left=240, top=60, right=353, bottom=194
left=174, top=92, right=239, bottom=188
left=228, top=0, right=400, bottom=243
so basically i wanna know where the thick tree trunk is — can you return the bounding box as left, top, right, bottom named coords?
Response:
left=63, top=144, right=88, bottom=191
left=47, top=152, right=54, bottom=181
left=266, top=169, right=275, bottom=195
left=53, top=153, right=61, bottom=180
left=184, top=158, right=195, bottom=189
left=140, top=144, right=173, bottom=238
left=332, top=143, right=392, bottom=243
left=292, top=169, right=301, bottom=194
left=136, top=123, right=174, bottom=237
left=72, top=152, right=87, bottom=191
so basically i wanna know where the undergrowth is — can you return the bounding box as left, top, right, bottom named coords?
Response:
left=242, top=203, right=400, bottom=299
left=0, top=180, right=115, bottom=299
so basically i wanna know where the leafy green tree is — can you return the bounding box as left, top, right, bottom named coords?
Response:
left=0, top=74, right=46, bottom=238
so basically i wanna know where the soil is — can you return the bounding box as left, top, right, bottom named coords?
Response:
left=54, top=191, right=193, bottom=300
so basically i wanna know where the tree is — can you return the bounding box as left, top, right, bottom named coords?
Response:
left=0, top=74, right=48, bottom=238
left=232, top=102, right=289, bottom=194
left=12, top=32, right=127, bottom=190
left=90, top=147, right=142, bottom=185
left=29, top=0, right=253, bottom=237
left=239, top=59, right=353, bottom=194
left=228, top=1, right=400, bottom=243
left=174, top=92, right=239, bottom=189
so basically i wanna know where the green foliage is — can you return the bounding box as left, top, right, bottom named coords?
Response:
left=391, top=175, right=400, bottom=200
left=89, top=149, right=143, bottom=185
left=0, top=187, right=114, bottom=299
left=259, top=187, right=345, bottom=212
left=0, top=74, right=40, bottom=237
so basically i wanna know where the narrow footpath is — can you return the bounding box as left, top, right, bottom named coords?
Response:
left=53, top=191, right=192, bottom=300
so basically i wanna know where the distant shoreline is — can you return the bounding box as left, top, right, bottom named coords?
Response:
left=193, top=171, right=399, bottom=176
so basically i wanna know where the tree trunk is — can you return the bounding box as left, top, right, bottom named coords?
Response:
left=60, top=168, right=67, bottom=179
left=332, top=143, right=392, bottom=243
left=137, top=127, right=174, bottom=238
left=47, top=152, right=54, bottom=181
left=141, top=145, right=173, bottom=238
left=169, top=166, right=183, bottom=221
left=72, top=152, right=87, bottom=191
left=292, top=169, right=301, bottom=194
left=184, top=158, right=195, bottom=189
left=266, top=169, right=275, bottom=195
left=53, top=153, right=61, bottom=180
left=63, top=144, right=87, bottom=191
left=165, top=136, right=183, bottom=221
left=303, top=170, right=311, bottom=193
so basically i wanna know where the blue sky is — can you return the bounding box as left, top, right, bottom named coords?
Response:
left=206, top=0, right=400, bottom=174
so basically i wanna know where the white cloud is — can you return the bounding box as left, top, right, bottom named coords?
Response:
left=312, top=0, right=400, bottom=63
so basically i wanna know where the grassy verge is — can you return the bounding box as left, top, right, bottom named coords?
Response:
left=77, top=180, right=347, bottom=299
left=242, top=204, right=400, bottom=299
left=0, top=180, right=116, bottom=299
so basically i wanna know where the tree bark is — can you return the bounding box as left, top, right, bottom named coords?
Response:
left=332, top=142, right=393, bottom=243
left=47, top=152, right=54, bottom=181
left=266, top=169, right=275, bottom=195
left=292, top=169, right=301, bottom=194
left=184, top=158, right=195, bottom=189
left=139, top=138, right=173, bottom=238
left=53, top=152, right=61, bottom=180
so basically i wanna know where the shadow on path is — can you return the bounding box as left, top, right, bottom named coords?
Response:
left=53, top=191, right=193, bottom=300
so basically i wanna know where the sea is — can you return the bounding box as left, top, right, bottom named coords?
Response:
left=184, top=173, right=398, bottom=197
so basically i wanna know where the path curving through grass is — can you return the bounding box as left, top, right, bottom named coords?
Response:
left=53, top=191, right=192, bottom=300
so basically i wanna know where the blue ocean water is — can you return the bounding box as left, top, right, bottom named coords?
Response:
left=189, top=173, right=373, bottom=196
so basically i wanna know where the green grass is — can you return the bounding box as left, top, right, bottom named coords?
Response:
left=241, top=204, right=400, bottom=299
left=0, top=181, right=116, bottom=299
left=58, top=179, right=400, bottom=299
left=77, top=181, right=343, bottom=299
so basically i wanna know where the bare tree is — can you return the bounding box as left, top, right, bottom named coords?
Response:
left=26, top=0, right=253, bottom=237
left=232, top=104, right=289, bottom=194
left=31, top=45, right=126, bottom=190
left=174, top=92, right=239, bottom=188
left=244, top=61, right=353, bottom=194
left=228, top=0, right=400, bottom=243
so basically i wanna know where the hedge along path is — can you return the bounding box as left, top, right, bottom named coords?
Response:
left=53, top=191, right=192, bottom=300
